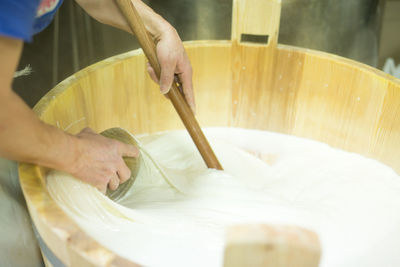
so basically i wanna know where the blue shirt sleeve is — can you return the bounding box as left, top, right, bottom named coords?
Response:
left=0, top=0, right=41, bottom=42
left=33, top=0, right=63, bottom=36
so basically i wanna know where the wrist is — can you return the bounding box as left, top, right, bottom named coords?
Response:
left=130, top=0, right=173, bottom=40
left=154, top=22, right=178, bottom=43
left=52, top=133, right=82, bottom=175
left=144, top=13, right=172, bottom=41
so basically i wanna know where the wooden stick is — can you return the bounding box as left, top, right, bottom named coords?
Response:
left=114, top=0, right=223, bottom=170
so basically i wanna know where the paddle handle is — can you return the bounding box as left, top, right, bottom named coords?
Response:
left=115, top=0, right=223, bottom=170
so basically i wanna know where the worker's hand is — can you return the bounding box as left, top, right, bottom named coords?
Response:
left=75, top=0, right=196, bottom=112
left=146, top=25, right=196, bottom=113
left=68, top=128, right=139, bottom=194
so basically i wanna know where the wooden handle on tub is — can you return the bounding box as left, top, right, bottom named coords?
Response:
left=114, top=0, right=223, bottom=170
left=231, top=0, right=281, bottom=46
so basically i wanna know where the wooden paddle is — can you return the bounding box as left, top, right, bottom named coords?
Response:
left=114, top=0, right=223, bottom=170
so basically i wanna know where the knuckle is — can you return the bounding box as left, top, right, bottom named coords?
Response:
left=126, top=144, right=136, bottom=153
left=125, top=168, right=132, bottom=179
left=102, top=168, right=113, bottom=178
left=83, top=127, right=94, bottom=134
left=122, top=165, right=131, bottom=177
left=109, top=181, right=118, bottom=191
left=107, top=140, right=120, bottom=153
left=101, top=175, right=110, bottom=183
left=108, top=169, right=115, bottom=177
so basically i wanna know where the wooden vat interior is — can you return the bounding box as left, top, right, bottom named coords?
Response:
left=27, top=42, right=400, bottom=266
left=35, top=42, right=400, bottom=174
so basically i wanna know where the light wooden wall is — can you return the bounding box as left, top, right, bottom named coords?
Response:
left=35, top=41, right=400, bottom=174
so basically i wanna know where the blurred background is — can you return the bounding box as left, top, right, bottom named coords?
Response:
left=14, top=0, right=400, bottom=107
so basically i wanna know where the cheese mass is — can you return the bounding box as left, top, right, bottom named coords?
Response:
left=47, top=128, right=400, bottom=267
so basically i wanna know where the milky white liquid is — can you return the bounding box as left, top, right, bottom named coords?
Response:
left=47, top=128, right=400, bottom=267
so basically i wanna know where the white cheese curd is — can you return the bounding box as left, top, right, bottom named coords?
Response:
left=47, top=128, right=400, bottom=267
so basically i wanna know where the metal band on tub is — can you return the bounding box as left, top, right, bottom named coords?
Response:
left=32, top=224, right=66, bottom=267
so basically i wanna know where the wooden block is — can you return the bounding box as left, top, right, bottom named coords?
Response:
left=224, top=224, right=321, bottom=267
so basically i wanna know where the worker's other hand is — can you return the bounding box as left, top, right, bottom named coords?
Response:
left=69, top=128, right=139, bottom=194
left=75, top=0, right=195, bottom=113
left=146, top=25, right=196, bottom=113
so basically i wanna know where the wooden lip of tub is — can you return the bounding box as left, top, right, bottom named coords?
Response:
left=19, top=0, right=400, bottom=266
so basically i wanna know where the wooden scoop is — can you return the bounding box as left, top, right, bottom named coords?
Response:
left=100, top=127, right=140, bottom=201
left=114, top=0, right=223, bottom=170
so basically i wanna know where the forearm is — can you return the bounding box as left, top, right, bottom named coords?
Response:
left=0, top=33, right=138, bottom=192
left=75, top=0, right=171, bottom=38
left=0, top=89, right=78, bottom=171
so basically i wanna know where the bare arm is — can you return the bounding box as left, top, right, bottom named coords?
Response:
left=0, top=36, right=138, bottom=193
left=76, top=0, right=196, bottom=112
left=0, top=37, right=74, bottom=169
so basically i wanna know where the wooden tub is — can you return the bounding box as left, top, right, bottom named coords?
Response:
left=19, top=0, right=400, bottom=266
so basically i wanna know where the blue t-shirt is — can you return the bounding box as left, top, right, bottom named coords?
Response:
left=0, top=0, right=63, bottom=42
